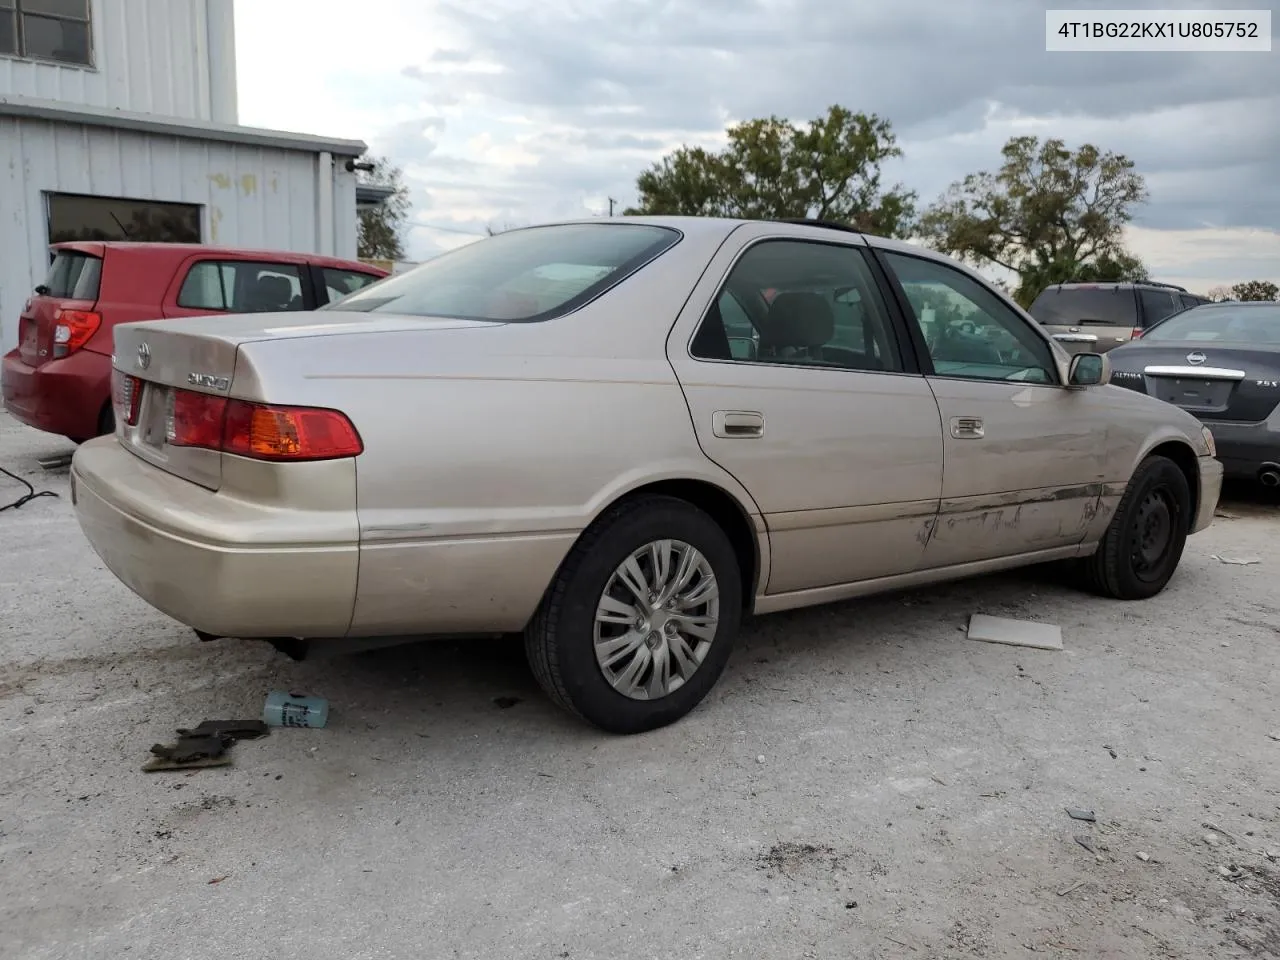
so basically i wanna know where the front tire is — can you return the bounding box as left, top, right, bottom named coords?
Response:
left=525, top=495, right=743, bottom=734
left=1081, top=455, right=1191, bottom=600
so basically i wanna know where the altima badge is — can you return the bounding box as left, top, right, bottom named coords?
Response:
left=1186, top=351, right=1206, bottom=365
left=137, top=343, right=151, bottom=369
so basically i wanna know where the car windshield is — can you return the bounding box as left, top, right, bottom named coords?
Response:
left=1028, top=286, right=1135, bottom=326
left=1141, top=304, right=1280, bottom=345
left=326, top=223, right=680, bottom=321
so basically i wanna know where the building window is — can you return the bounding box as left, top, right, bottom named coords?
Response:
left=47, top=193, right=202, bottom=244
left=0, top=0, right=93, bottom=67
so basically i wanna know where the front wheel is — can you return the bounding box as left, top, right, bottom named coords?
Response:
left=1081, top=455, right=1191, bottom=600
left=525, top=495, right=743, bottom=734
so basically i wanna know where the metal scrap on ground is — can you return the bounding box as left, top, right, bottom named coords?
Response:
left=966, top=614, right=1064, bottom=651
left=1211, top=555, right=1262, bottom=565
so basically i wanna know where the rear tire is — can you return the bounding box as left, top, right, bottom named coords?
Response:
left=97, top=404, right=115, bottom=437
left=525, top=495, right=743, bottom=734
left=1081, top=455, right=1190, bottom=600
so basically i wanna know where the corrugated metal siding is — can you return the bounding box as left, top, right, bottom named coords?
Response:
left=0, top=117, right=358, bottom=351
left=0, top=0, right=229, bottom=122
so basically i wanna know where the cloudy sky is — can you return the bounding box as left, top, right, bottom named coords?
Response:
left=235, top=0, right=1280, bottom=292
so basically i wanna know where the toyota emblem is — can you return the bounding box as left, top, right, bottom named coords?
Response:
left=1186, top=351, right=1206, bottom=365
left=137, top=343, right=151, bottom=369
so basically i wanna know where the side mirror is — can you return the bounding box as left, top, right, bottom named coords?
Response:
left=34, top=284, right=49, bottom=296
left=1068, top=352, right=1111, bottom=387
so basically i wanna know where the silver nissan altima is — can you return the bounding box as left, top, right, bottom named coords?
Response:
left=71, top=216, right=1222, bottom=733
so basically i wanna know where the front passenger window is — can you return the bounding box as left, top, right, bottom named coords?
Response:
left=882, top=252, right=1057, bottom=384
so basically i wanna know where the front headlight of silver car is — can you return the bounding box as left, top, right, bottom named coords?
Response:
left=1202, top=425, right=1217, bottom=458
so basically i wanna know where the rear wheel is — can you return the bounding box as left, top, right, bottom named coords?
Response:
left=525, top=495, right=743, bottom=734
left=1081, top=455, right=1190, bottom=600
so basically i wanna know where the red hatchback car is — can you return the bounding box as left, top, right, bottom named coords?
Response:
left=2, top=243, right=388, bottom=442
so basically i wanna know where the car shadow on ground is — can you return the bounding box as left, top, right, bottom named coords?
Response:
left=260, top=562, right=1079, bottom=747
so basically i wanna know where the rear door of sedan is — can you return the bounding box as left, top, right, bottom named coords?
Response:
left=665, top=223, right=945, bottom=596
left=872, top=245, right=1107, bottom=567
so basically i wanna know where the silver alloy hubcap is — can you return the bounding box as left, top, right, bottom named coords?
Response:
left=593, top=539, right=721, bottom=701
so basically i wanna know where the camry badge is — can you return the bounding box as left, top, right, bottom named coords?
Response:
left=1186, top=351, right=1206, bottom=365
left=187, top=372, right=231, bottom=391
left=137, top=343, right=151, bottom=369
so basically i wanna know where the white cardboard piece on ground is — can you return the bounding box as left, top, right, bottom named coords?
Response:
left=967, top=614, right=1064, bottom=651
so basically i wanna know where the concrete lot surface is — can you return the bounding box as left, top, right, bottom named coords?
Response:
left=2, top=411, right=1278, bottom=959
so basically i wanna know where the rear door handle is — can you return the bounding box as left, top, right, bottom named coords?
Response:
left=950, top=416, right=984, bottom=439
left=713, top=410, right=765, bottom=438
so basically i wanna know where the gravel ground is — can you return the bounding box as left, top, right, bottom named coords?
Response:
left=2, top=410, right=1279, bottom=960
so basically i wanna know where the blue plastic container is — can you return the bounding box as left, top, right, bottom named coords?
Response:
left=263, top=690, right=329, bottom=728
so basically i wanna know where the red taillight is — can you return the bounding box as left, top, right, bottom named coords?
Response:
left=167, top=389, right=228, bottom=449
left=222, top=401, right=364, bottom=461
left=53, top=309, right=102, bottom=358
left=165, top=388, right=362, bottom=461
left=1130, top=327, right=1143, bottom=340
left=111, top=369, right=143, bottom=427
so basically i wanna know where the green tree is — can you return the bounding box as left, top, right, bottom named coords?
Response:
left=626, top=106, right=917, bottom=238
left=357, top=155, right=411, bottom=260
left=919, top=136, right=1149, bottom=307
left=1230, top=279, right=1279, bottom=301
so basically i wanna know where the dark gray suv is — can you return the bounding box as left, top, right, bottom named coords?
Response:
left=1029, top=281, right=1211, bottom=355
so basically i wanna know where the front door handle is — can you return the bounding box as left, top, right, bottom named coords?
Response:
left=713, top=410, right=765, bottom=438
left=950, top=416, right=984, bottom=439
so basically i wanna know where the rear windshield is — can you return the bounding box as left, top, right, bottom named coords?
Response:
left=1028, top=287, right=1136, bottom=326
left=326, top=223, right=680, bottom=322
left=1142, top=304, right=1280, bottom=345
left=42, top=251, right=102, bottom=301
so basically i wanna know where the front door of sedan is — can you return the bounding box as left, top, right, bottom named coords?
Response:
left=666, top=229, right=945, bottom=596
left=875, top=249, right=1107, bottom=567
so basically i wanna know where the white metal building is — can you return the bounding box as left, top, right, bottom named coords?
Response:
left=0, top=0, right=372, bottom=352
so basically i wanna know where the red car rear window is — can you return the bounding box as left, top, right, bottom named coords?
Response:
left=43, top=251, right=102, bottom=301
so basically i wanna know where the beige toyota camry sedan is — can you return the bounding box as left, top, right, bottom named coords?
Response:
left=71, top=217, right=1223, bottom=733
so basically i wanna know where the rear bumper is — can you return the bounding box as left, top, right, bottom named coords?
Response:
left=1201, top=418, right=1280, bottom=479
left=70, top=437, right=360, bottom=638
left=1192, top=455, right=1223, bottom=534
left=1, top=348, right=110, bottom=439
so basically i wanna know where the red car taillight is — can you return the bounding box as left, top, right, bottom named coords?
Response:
left=53, top=309, right=102, bottom=358
left=1130, top=327, right=1143, bottom=341
left=111, top=369, right=143, bottom=427
left=165, top=387, right=363, bottom=461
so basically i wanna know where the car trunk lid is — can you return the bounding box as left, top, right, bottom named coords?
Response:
left=110, top=311, right=501, bottom=490
left=1113, top=344, right=1280, bottom=423
left=18, top=247, right=104, bottom=368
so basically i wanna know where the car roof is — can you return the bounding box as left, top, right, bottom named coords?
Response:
left=1040, top=281, right=1192, bottom=293
left=1183, top=299, right=1279, bottom=308
left=51, top=241, right=385, bottom=274
left=535, top=215, right=966, bottom=264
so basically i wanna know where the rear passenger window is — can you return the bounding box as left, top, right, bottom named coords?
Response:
left=322, top=268, right=381, bottom=304
left=690, top=240, right=903, bottom=372
left=178, top=261, right=306, bottom=313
